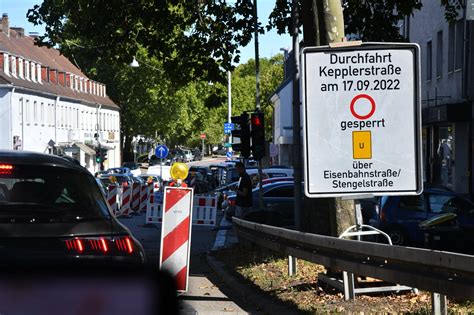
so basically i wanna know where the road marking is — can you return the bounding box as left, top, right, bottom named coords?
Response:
left=212, top=217, right=231, bottom=251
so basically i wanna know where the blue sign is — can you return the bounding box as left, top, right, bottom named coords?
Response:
left=226, top=151, right=233, bottom=158
left=155, top=145, right=169, bottom=159
left=224, top=123, right=234, bottom=134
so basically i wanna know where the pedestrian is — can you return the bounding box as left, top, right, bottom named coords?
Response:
left=232, top=162, right=252, bottom=218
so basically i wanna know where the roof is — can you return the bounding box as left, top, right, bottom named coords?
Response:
left=0, top=149, right=88, bottom=172
left=0, top=25, right=118, bottom=109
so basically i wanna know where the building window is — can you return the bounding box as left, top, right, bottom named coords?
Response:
left=33, top=101, right=38, bottom=125
left=40, top=102, right=44, bottom=126
left=19, top=98, right=23, bottom=125
left=24, top=60, right=30, bottom=80
left=455, top=20, right=464, bottom=71
left=25, top=100, right=30, bottom=125
left=448, top=24, right=455, bottom=73
left=426, top=40, right=432, bottom=81
left=436, top=31, right=443, bottom=79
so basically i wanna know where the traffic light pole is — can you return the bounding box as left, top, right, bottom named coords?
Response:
left=253, top=0, right=264, bottom=211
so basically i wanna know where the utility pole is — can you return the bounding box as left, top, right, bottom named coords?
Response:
left=227, top=70, right=232, bottom=156
left=291, top=0, right=302, bottom=231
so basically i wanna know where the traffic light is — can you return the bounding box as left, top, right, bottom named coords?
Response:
left=95, top=149, right=101, bottom=163
left=102, top=149, right=108, bottom=161
left=231, top=113, right=250, bottom=158
left=251, top=111, right=265, bottom=160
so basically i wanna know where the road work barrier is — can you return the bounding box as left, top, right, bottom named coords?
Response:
left=145, top=193, right=217, bottom=227
left=131, top=182, right=141, bottom=213
left=140, top=183, right=152, bottom=213
left=146, top=192, right=164, bottom=223
left=107, top=184, right=118, bottom=215
left=192, top=195, right=217, bottom=226
left=118, top=185, right=132, bottom=216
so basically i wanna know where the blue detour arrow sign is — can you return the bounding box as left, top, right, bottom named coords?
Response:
left=155, top=145, right=169, bottom=159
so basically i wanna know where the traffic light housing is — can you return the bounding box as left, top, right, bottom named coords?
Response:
left=251, top=111, right=265, bottom=160
left=95, top=149, right=101, bottom=163
left=231, top=113, right=250, bottom=158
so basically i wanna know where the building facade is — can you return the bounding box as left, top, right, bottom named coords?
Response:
left=403, top=3, right=473, bottom=194
left=0, top=14, right=121, bottom=173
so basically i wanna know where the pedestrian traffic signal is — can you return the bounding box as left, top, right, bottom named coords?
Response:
left=231, top=113, right=250, bottom=158
left=95, top=149, right=101, bottom=163
left=251, top=111, right=265, bottom=160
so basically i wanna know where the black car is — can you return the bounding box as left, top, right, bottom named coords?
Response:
left=0, top=150, right=146, bottom=265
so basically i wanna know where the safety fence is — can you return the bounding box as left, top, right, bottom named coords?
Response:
left=106, top=183, right=153, bottom=217
left=146, top=192, right=217, bottom=227
left=232, top=218, right=474, bottom=303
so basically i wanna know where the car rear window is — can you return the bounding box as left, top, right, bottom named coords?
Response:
left=399, top=195, right=425, bottom=212
left=0, top=164, right=110, bottom=220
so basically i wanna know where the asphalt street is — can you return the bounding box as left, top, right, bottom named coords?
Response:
left=118, top=203, right=253, bottom=314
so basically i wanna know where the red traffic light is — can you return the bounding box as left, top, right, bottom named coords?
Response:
left=251, top=114, right=262, bottom=126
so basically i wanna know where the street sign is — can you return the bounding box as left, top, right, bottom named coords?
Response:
left=301, top=43, right=422, bottom=198
left=223, top=142, right=232, bottom=148
left=155, top=144, right=169, bottom=159
left=160, top=187, right=193, bottom=292
left=226, top=151, right=233, bottom=159
left=224, top=122, right=234, bottom=134
left=200, top=133, right=206, bottom=139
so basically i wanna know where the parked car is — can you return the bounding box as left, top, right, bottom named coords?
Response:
left=223, top=181, right=301, bottom=227
left=192, top=149, right=202, bottom=161
left=122, top=162, right=141, bottom=177
left=138, top=174, right=162, bottom=192
left=183, top=149, right=194, bottom=162
left=369, top=185, right=474, bottom=248
left=99, top=174, right=133, bottom=187
left=0, top=150, right=146, bottom=265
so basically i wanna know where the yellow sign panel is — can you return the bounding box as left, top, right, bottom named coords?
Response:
left=353, top=131, right=372, bottom=159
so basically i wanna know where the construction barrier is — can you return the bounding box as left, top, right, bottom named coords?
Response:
left=131, top=182, right=141, bottom=213
left=145, top=193, right=217, bottom=227
left=119, top=185, right=132, bottom=216
left=192, top=195, right=217, bottom=226
left=140, top=183, right=152, bottom=213
left=146, top=192, right=164, bottom=223
left=107, top=184, right=118, bottom=216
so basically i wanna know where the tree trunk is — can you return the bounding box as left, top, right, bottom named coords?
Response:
left=300, top=0, right=355, bottom=236
left=122, top=133, right=133, bottom=162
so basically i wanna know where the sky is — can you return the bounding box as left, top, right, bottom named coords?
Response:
left=0, top=0, right=291, bottom=65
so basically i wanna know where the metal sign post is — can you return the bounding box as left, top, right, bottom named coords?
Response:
left=301, top=43, right=423, bottom=198
left=155, top=145, right=169, bottom=183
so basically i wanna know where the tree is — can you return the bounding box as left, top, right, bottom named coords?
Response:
left=27, top=0, right=260, bottom=84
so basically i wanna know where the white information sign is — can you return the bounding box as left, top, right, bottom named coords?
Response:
left=302, top=43, right=423, bottom=197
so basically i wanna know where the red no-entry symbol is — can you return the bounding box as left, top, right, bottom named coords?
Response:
left=350, top=94, right=376, bottom=120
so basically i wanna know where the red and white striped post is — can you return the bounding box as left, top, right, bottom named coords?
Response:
left=131, top=182, right=141, bottom=213
left=107, top=184, right=118, bottom=216
left=159, top=186, right=194, bottom=292
left=120, top=185, right=132, bottom=216
left=139, top=183, right=150, bottom=213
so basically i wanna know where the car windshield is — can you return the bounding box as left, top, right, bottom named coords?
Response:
left=0, top=165, right=110, bottom=221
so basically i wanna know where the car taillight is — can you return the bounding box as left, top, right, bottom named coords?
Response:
left=0, top=164, right=13, bottom=174
left=64, top=236, right=134, bottom=255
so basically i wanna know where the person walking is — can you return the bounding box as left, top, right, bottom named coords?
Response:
left=232, top=162, right=252, bottom=218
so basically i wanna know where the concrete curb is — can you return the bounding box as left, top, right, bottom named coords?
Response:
left=205, top=253, right=300, bottom=315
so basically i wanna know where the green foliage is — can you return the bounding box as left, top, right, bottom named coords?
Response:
left=27, top=0, right=261, bottom=84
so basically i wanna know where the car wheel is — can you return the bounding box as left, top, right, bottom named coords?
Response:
left=386, top=227, right=407, bottom=246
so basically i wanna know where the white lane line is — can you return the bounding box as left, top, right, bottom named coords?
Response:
left=212, top=217, right=231, bottom=251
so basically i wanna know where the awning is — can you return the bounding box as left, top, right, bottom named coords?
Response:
left=73, top=142, right=96, bottom=156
